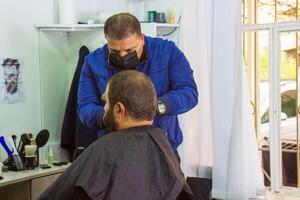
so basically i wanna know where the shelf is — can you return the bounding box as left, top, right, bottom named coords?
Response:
left=154, top=23, right=179, bottom=28
left=35, top=24, right=105, bottom=32
left=35, top=23, right=179, bottom=32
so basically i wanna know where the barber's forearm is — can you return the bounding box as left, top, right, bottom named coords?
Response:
left=77, top=104, right=105, bottom=130
left=159, top=88, right=198, bottom=115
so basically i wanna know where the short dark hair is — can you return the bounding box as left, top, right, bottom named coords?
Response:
left=108, top=70, right=157, bottom=121
left=104, top=13, right=141, bottom=39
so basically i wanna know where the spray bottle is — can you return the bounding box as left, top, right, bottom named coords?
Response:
left=48, top=146, right=54, bottom=166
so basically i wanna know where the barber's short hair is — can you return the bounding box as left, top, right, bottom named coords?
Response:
left=108, top=70, right=157, bottom=121
left=104, top=13, right=141, bottom=39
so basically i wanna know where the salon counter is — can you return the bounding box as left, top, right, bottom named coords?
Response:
left=0, top=164, right=70, bottom=200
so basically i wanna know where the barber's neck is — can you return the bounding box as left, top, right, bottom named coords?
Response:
left=116, top=118, right=153, bottom=131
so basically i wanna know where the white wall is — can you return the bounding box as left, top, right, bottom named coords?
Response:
left=75, top=0, right=183, bottom=23
left=0, top=0, right=184, bottom=160
left=0, top=1, right=54, bottom=138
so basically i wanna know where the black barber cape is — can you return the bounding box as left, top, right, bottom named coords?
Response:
left=38, top=126, right=193, bottom=200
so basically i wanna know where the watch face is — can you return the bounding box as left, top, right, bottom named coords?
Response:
left=158, top=103, right=166, bottom=114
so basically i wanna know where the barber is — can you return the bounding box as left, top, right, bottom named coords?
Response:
left=78, top=13, right=198, bottom=156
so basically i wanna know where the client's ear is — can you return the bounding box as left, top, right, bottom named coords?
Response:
left=113, top=102, right=126, bottom=120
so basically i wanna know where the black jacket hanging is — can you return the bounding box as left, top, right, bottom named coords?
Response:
left=60, top=46, right=97, bottom=160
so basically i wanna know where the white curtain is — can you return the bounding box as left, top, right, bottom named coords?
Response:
left=178, top=0, right=213, bottom=178
left=179, top=0, right=265, bottom=199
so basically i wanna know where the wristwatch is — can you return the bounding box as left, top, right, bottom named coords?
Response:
left=157, top=100, right=166, bottom=115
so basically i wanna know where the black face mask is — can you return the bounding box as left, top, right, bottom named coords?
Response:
left=109, top=50, right=141, bottom=70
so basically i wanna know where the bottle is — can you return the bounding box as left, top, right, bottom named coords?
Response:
left=48, top=146, right=54, bottom=166
left=168, top=9, right=175, bottom=24
left=148, top=11, right=156, bottom=22
left=59, top=0, right=76, bottom=24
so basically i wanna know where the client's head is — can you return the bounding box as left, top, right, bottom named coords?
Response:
left=102, top=70, right=157, bottom=132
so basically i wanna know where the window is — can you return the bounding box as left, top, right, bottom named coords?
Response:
left=243, top=0, right=300, bottom=25
left=242, top=0, right=300, bottom=190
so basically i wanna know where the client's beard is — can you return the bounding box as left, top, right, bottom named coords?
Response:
left=103, top=106, right=117, bottom=133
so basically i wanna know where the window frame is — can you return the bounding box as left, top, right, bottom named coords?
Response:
left=243, top=21, right=300, bottom=193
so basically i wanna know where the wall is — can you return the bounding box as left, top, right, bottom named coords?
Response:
left=0, top=0, right=184, bottom=160
left=75, top=0, right=183, bottom=23
left=0, top=1, right=54, bottom=138
left=38, top=30, right=107, bottom=143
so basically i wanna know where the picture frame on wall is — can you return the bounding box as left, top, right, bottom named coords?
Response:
left=0, top=58, right=25, bottom=104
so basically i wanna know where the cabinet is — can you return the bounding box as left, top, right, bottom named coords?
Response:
left=0, top=165, right=69, bottom=200
left=35, top=23, right=180, bottom=143
left=31, top=173, right=61, bottom=199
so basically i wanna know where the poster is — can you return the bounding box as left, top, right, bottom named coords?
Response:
left=0, top=58, right=25, bottom=103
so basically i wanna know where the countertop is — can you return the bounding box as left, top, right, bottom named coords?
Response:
left=0, top=164, right=70, bottom=187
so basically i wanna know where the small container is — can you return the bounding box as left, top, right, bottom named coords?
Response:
left=39, top=147, right=48, bottom=166
left=168, top=9, right=175, bottom=24
left=25, top=156, right=37, bottom=170
left=25, top=145, right=37, bottom=157
left=48, top=146, right=54, bottom=166
left=148, top=11, right=156, bottom=22
left=155, top=12, right=166, bottom=23
left=24, top=144, right=38, bottom=169
left=59, top=0, right=76, bottom=24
